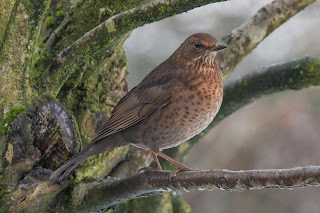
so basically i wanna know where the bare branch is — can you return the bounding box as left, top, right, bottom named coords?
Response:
left=35, top=0, right=228, bottom=96
left=218, top=0, right=316, bottom=77
left=73, top=166, right=320, bottom=212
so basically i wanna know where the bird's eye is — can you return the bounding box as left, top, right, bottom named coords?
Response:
left=194, top=43, right=202, bottom=48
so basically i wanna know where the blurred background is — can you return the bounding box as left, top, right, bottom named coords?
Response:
left=124, top=0, right=320, bottom=212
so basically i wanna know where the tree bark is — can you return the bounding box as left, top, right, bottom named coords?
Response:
left=72, top=165, right=320, bottom=212
left=0, top=0, right=50, bottom=121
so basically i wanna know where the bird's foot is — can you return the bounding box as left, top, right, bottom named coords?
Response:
left=168, top=166, right=194, bottom=183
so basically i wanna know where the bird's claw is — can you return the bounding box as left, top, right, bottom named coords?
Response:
left=168, top=167, right=194, bottom=184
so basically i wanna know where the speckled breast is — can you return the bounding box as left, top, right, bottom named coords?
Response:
left=127, top=69, right=223, bottom=150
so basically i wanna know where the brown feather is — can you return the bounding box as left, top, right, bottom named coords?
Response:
left=91, top=65, right=180, bottom=143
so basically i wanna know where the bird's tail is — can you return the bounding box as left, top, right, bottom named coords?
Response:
left=49, top=133, right=127, bottom=183
left=49, top=154, right=87, bottom=183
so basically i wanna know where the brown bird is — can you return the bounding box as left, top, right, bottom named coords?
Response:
left=50, top=33, right=226, bottom=182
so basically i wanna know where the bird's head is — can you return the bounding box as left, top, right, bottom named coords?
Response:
left=172, top=33, right=227, bottom=68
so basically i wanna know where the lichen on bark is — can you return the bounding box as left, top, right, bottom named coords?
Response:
left=0, top=0, right=51, bottom=121
left=0, top=0, right=16, bottom=46
left=1, top=99, right=82, bottom=212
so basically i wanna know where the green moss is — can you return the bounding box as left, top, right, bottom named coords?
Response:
left=301, top=58, right=320, bottom=86
left=0, top=0, right=50, bottom=122
left=0, top=105, right=26, bottom=134
left=33, top=0, right=153, bottom=84
left=56, top=33, right=129, bottom=147
left=45, top=16, right=54, bottom=28
left=74, top=146, right=129, bottom=181
left=56, top=10, right=65, bottom=17
left=30, top=43, right=51, bottom=82
left=0, top=0, right=15, bottom=46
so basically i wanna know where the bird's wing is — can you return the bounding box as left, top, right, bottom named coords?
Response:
left=91, top=67, right=178, bottom=142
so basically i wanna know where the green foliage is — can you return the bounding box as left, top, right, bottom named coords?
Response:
left=0, top=105, right=26, bottom=134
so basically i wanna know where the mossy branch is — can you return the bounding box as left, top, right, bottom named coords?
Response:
left=217, top=0, right=316, bottom=77
left=35, top=0, right=228, bottom=97
left=72, top=166, right=320, bottom=212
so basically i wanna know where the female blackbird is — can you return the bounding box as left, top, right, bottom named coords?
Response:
left=50, top=33, right=227, bottom=182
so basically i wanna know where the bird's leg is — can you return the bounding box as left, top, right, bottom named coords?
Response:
left=138, top=150, right=162, bottom=173
left=154, top=150, right=194, bottom=183
left=154, top=150, right=193, bottom=171
left=151, top=150, right=162, bottom=170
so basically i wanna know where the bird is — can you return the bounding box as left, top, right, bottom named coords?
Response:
left=49, top=33, right=227, bottom=182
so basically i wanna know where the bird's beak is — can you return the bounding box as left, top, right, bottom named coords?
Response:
left=214, top=43, right=227, bottom=51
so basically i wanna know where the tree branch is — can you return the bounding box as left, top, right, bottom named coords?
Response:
left=70, top=56, right=320, bottom=212
left=73, top=166, right=320, bottom=212
left=217, top=0, right=316, bottom=77
left=35, top=0, right=228, bottom=96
